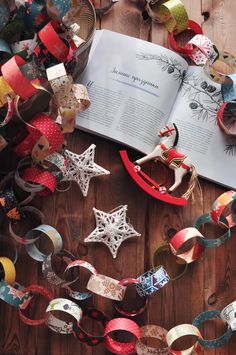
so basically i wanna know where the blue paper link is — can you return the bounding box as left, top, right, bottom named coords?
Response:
left=0, top=38, right=11, bottom=54
left=194, top=213, right=231, bottom=248
left=222, top=73, right=236, bottom=101
left=0, top=280, right=33, bottom=308
left=24, top=0, right=48, bottom=30
left=0, top=0, right=10, bottom=32
left=25, top=224, right=63, bottom=262
left=47, top=0, right=71, bottom=19
left=193, top=310, right=233, bottom=348
left=51, top=0, right=71, bottom=18
left=136, top=266, right=170, bottom=296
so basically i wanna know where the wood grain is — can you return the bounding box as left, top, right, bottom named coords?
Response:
left=0, top=0, right=236, bottom=354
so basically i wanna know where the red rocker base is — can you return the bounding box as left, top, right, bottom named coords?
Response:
left=119, top=150, right=188, bottom=206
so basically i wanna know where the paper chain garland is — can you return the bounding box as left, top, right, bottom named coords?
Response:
left=0, top=0, right=111, bottom=199
left=1, top=190, right=236, bottom=353
left=0, top=0, right=236, bottom=354
left=151, top=190, right=236, bottom=285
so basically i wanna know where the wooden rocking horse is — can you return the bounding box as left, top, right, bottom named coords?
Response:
left=120, top=122, right=200, bottom=206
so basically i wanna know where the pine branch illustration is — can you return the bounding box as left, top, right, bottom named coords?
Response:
left=182, top=79, right=222, bottom=108
left=225, top=143, right=236, bottom=156
left=137, top=53, right=185, bottom=81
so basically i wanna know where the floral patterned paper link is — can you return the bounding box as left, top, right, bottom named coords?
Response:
left=135, top=325, right=169, bottom=355
left=84, top=205, right=141, bottom=258
left=86, top=274, right=126, bottom=301
left=46, top=298, right=83, bottom=334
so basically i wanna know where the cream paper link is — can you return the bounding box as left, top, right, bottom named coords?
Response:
left=166, top=324, right=201, bottom=346
left=47, top=64, right=90, bottom=132
left=221, top=301, right=236, bottom=330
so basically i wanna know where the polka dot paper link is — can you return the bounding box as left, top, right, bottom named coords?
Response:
left=84, top=205, right=141, bottom=258
left=61, top=144, right=110, bottom=197
left=104, top=317, right=141, bottom=355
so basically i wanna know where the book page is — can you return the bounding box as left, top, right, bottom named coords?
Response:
left=76, top=30, right=188, bottom=154
left=169, top=66, right=236, bottom=189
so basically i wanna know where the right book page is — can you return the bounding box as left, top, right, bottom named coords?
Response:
left=168, top=66, right=236, bottom=189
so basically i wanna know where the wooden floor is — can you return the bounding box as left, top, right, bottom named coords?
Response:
left=1, top=0, right=236, bottom=354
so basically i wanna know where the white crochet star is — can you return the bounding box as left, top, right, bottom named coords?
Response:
left=62, top=144, right=110, bottom=197
left=84, top=205, right=141, bottom=258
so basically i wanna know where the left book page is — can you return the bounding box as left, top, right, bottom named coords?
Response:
left=76, top=30, right=188, bottom=154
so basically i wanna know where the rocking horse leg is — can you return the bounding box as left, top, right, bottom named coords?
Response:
left=169, top=168, right=187, bottom=192
left=135, top=146, right=162, bottom=166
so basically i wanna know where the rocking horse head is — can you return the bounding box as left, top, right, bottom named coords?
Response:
left=158, top=123, right=179, bottom=147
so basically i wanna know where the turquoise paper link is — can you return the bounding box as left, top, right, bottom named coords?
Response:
left=221, top=73, right=236, bottom=101
left=193, top=310, right=233, bottom=348
left=0, top=38, right=11, bottom=54
left=50, top=0, right=71, bottom=19
left=0, top=280, right=33, bottom=308
left=194, top=213, right=230, bottom=248
left=0, top=0, right=10, bottom=32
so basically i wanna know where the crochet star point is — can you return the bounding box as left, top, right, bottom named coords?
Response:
left=62, top=144, right=110, bottom=197
left=84, top=205, right=141, bottom=258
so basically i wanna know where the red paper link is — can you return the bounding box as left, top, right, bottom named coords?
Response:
left=38, top=21, right=69, bottom=62
left=1, top=56, right=38, bottom=100
left=15, top=114, right=64, bottom=157
left=217, top=101, right=236, bottom=136
left=27, top=114, right=64, bottom=152
left=104, top=318, right=141, bottom=355
left=169, top=227, right=205, bottom=263
left=18, top=285, right=53, bottom=326
left=22, top=167, right=57, bottom=196
left=0, top=97, right=14, bottom=128
left=168, top=20, right=203, bottom=55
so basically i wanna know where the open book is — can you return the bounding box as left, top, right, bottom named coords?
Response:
left=76, top=30, right=236, bottom=190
